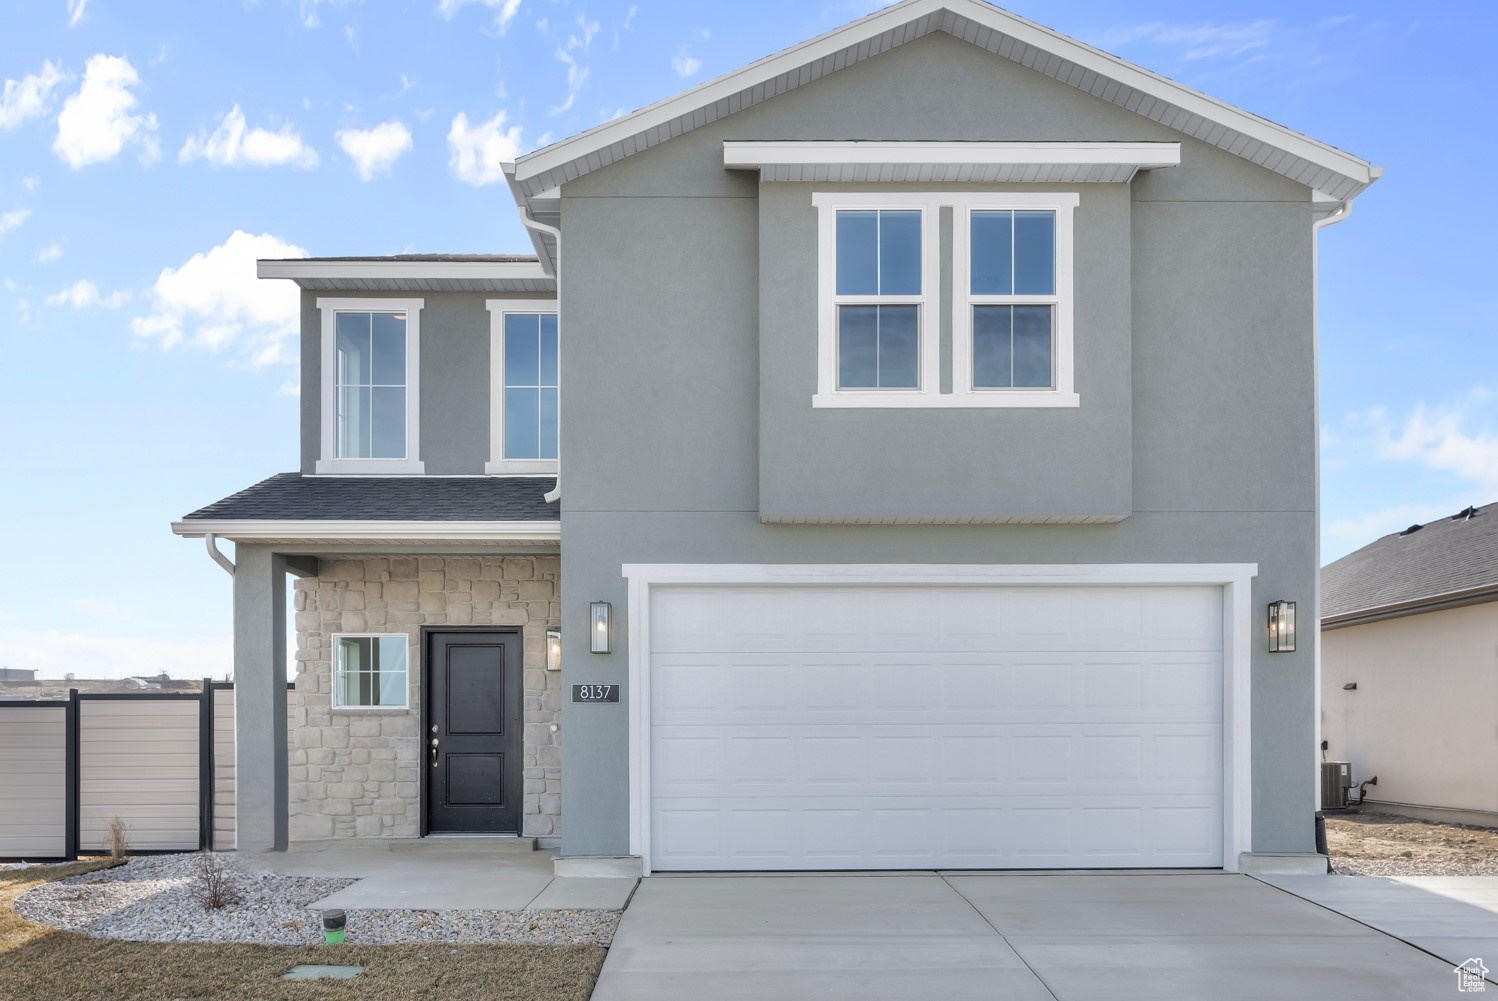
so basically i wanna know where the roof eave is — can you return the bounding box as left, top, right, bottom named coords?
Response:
left=1321, top=581, right=1498, bottom=630
left=512, top=0, right=1374, bottom=201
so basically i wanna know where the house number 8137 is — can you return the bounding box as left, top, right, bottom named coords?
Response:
left=571, top=684, right=620, bottom=703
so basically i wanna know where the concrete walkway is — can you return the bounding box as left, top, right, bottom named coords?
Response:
left=238, top=839, right=637, bottom=911
left=593, top=872, right=1459, bottom=1000
left=1258, top=874, right=1498, bottom=981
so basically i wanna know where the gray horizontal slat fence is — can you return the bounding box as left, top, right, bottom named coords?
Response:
left=0, top=704, right=69, bottom=858
left=212, top=686, right=236, bottom=850
left=77, top=698, right=202, bottom=852
left=0, top=683, right=296, bottom=859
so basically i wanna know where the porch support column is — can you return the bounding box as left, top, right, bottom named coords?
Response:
left=233, top=545, right=294, bottom=852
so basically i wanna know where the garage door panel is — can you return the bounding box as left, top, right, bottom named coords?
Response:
left=653, top=796, right=1223, bottom=870
left=652, top=586, right=1223, bottom=655
left=653, top=653, right=1220, bottom=728
left=653, top=724, right=1223, bottom=800
left=649, top=583, right=1225, bottom=870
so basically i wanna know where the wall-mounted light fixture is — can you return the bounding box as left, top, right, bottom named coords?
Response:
left=545, top=628, right=562, bottom=671
left=590, top=601, right=613, bottom=654
left=1268, top=600, right=1296, bottom=652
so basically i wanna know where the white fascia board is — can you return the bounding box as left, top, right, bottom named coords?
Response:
left=723, top=140, right=1182, bottom=172
left=256, top=260, right=551, bottom=282
left=513, top=0, right=1372, bottom=193
left=171, top=520, right=561, bottom=542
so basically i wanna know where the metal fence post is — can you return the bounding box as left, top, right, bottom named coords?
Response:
left=64, top=688, right=79, bottom=861
left=199, top=678, right=215, bottom=851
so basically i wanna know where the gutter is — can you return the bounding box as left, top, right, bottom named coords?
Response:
left=172, top=519, right=562, bottom=543
left=1321, top=580, right=1498, bottom=630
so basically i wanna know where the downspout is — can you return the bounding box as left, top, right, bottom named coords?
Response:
left=521, top=206, right=564, bottom=506
left=204, top=532, right=235, bottom=576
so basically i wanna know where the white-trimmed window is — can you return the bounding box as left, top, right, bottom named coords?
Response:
left=955, top=193, right=1078, bottom=406
left=486, top=299, right=559, bottom=475
left=813, top=193, right=938, bottom=407
left=316, top=298, right=424, bottom=474
left=813, top=192, right=1078, bottom=409
left=332, top=634, right=409, bottom=709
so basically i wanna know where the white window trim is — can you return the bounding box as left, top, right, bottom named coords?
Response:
left=622, top=562, right=1257, bottom=876
left=485, top=299, right=560, bottom=476
left=331, top=632, right=411, bottom=710
left=953, top=192, right=1080, bottom=408
left=316, top=297, right=425, bottom=475
left=812, top=192, right=940, bottom=408
left=812, top=191, right=1080, bottom=409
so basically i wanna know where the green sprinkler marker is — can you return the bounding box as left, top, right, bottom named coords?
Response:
left=321, top=909, right=346, bottom=945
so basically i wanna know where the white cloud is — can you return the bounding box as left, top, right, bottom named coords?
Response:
left=335, top=120, right=412, bottom=180
left=179, top=105, right=319, bottom=169
left=66, top=0, right=87, bottom=27
left=671, top=48, right=702, bottom=78
left=131, top=230, right=308, bottom=365
left=0, top=209, right=30, bottom=236
left=1372, top=395, right=1498, bottom=492
left=438, top=0, right=523, bottom=33
left=447, top=110, right=522, bottom=186
left=1092, top=20, right=1276, bottom=61
left=0, top=60, right=65, bottom=129
left=48, top=279, right=129, bottom=309
left=548, top=12, right=600, bottom=115
left=298, top=0, right=359, bottom=29
left=53, top=54, right=160, bottom=167
left=38, top=242, right=63, bottom=263
left=22, top=176, right=39, bottom=192
left=0, top=627, right=232, bottom=681
left=45, top=278, right=130, bottom=309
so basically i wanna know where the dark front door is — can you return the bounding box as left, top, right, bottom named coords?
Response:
left=424, top=629, right=522, bottom=833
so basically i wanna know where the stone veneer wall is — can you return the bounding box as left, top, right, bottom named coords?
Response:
left=290, top=555, right=561, bottom=841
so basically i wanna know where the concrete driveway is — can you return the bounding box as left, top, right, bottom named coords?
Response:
left=592, top=872, right=1459, bottom=1000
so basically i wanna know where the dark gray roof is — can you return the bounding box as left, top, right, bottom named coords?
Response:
left=261, top=254, right=539, bottom=263
left=182, top=474, right=558, bottom=522
left=1321, top=503, right=1498, bottom=619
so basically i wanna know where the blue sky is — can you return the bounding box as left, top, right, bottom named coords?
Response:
left=0, top=0, right=1492, bottom=679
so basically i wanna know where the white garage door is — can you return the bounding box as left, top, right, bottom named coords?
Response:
left=648, top=584, right=1224, bottom=871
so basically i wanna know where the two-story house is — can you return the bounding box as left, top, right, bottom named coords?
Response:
left=173, top=0, right=1378, bottom=875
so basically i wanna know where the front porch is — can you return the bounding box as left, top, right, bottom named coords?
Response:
left=173, top=473, right=564, bottom=855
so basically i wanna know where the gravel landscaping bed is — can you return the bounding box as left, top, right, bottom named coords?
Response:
left=1328, top=811, right=1498, bottom=876
left=15, top=853, right=620, bottom=947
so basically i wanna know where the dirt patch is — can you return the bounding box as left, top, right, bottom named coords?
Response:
left=1326, top=811, right=1498, bottom=876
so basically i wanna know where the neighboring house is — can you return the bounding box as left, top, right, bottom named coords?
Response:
left=171, top=0, right=1379, bottom=874
left=1321, top=505, right=1498, bottom=827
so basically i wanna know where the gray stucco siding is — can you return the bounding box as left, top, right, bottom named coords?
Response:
left=299, top=290, right=556, bottom=476
left=556, top=29, right=1324, bottom=860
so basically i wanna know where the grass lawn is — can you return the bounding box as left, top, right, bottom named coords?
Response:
left=0, top=861, right=605, bottom=1001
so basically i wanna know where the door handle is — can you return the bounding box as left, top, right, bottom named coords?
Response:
left=431, top=737, right=439, bottom=767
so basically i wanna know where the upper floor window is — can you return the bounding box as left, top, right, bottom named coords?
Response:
left=316, top=298, right=424, bottom=475
left=814, top=192, right=1078, bottom=409
left=835, top=210, right=922, bottom=390
left=487, top=300, right=559, bottom=475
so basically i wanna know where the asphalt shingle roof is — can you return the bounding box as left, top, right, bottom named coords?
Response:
left=1321, top=503, right=1498, bottom=619
left=181, top=474, right=558, bottom=522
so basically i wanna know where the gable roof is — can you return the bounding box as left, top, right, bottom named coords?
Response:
left=507, top=0, right=1378, bottom=271
left=1321, top=504, right=1498, bottom=626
